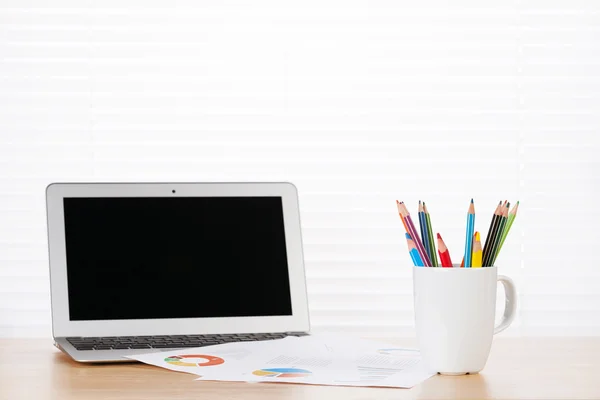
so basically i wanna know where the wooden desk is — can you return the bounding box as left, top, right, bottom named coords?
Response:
left=1, top=338, right=599, bottom=400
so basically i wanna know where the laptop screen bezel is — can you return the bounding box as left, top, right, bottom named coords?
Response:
left=46, top=182, right=310, bottom=338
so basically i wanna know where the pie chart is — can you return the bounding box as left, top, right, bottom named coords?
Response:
left=164, top=354, right=224, bottom=367
left=252, top=368, right=312, bottom=378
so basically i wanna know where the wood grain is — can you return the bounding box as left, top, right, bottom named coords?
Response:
left=1, top=338, right=599, bottom=400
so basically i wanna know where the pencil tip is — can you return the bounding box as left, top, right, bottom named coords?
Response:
left=405, top=233, right=411, bottom=239
left=437, top=233, right=441, bottom=239
left=471, top=198, right=474, bottom=203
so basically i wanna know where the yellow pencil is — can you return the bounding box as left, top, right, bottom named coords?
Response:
left=472, top=231, right=483, bottom=268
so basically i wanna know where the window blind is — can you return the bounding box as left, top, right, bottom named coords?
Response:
left=1, top=1, right=598, bottom=338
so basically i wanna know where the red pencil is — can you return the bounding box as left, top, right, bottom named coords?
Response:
left=437, top=233, right=453, bottom=267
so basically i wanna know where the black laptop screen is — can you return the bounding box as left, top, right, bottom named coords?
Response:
left=63, top=196, right=293, bottom=321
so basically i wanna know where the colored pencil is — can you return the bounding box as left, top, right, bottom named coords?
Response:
left=396, top=200, right=409, bottom=234
left=472, top=231, right=483, bottom=268
left=437, top=233, right=453, bottom=267
left=406, top=233, right=424, bottom=267
left=418, top=201, right=432, bottom=265
left=484, top=201, right=509, bottom=266
left=482, top=201, right=502, bottom=261
left=496, top=201, right=519, bottom=256
left=397, top=202, right=432, bottom=266
left=400, top=201, right=432, bottom=266
left=482, top=201, right=504, bottom=267
left=423, top=202, right=438, bottom=267
left=490, top=202, right=510, bottom=265
left=463, top=199, right=475, bottom=268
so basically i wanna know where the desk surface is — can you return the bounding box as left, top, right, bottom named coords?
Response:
left=1, top=337, right=599, bottom=400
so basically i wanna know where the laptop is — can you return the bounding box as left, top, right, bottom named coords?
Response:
left=46, top=182, right=310, bottom=363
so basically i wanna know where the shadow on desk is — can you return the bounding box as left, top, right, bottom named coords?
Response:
left=412, top=373, right=491, bottom=399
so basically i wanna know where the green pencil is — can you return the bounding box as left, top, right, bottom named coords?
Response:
left=495, top=201, right=519, bottom=261
left=423, top=202, right=438, bottom=267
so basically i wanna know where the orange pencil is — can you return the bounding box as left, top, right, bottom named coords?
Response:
left=396, top=200, right=409, bottom=234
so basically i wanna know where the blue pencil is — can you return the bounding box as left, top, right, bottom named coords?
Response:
left=418, top=201, right=431, bottom=264
left=463, top=199, right=476, bottom=268
left=406, top=233, right=424, bottom=267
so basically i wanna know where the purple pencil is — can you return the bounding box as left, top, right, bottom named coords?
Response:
left=397, top=202, right=432, bottom=266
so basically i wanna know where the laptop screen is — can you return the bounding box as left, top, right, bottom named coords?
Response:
left=62, top=196, right=293, bottom=321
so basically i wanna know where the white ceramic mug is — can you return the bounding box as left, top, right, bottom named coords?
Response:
left=413, top=265, right=517, bottom=375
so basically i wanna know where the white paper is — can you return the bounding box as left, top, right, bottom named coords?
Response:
left=127, top=337, right=298, bottom=377
left=127, top=334, right=435, bottom=388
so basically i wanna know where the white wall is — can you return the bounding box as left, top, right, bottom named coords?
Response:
left=1, top=1, right=599, bottom=338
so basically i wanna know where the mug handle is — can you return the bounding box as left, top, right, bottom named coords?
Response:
left=494, top=275, right=517, bottom=335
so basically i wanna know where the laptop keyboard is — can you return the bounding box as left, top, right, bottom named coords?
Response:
left=66, top=332, right=308, bottom=351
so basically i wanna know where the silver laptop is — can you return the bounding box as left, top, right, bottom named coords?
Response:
left=46, top=182, right=310, bottom=363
